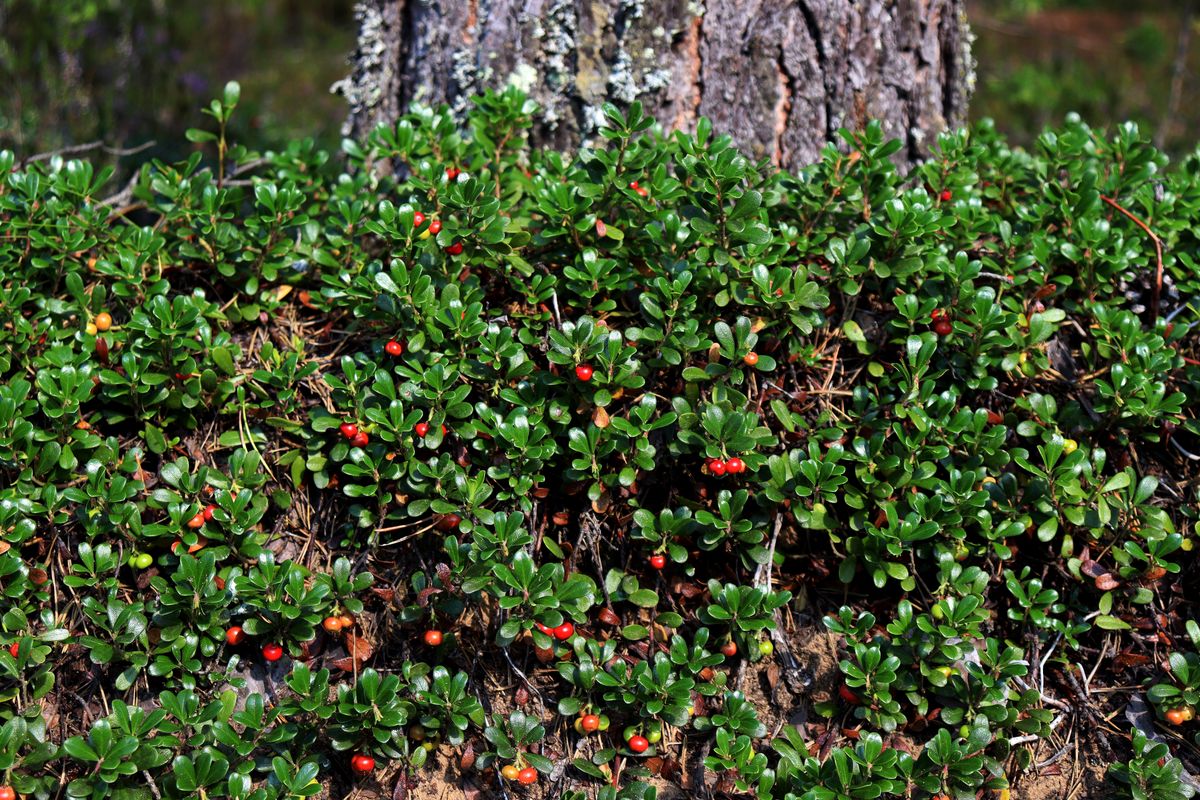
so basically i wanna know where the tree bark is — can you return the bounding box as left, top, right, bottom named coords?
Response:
left=334, top=0, right=974, bottom=172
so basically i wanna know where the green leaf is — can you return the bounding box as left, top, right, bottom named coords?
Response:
left=627, top=589, right=659, bottom=608
left=1094, top=615, right=1131, bottom=631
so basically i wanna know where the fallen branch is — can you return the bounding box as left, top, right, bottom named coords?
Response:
left=20, top=139, right=155, bottom=166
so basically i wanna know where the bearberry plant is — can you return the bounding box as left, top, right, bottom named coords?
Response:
left=0, top=82, right=1198, bottom=799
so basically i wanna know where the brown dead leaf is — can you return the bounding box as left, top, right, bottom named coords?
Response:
left=766, top=661, right=781, bottom=691
left=459, top=742, right=476, bottom=771
left=592, top=406, right=610, bottom=428
left=341, top=631, right=373, bottom=669
left=391, top=771, right=408, bottom=800
left=673, top=580, right=707, bottom=599
left=1114, top=651, right=1151, bottom=670
left=660, top=757, right=682, bottom=783
left=1080, top=557, right=1107, bottom=579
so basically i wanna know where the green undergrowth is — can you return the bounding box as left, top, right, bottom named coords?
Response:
left=1, top=82, right=1200, bottom=799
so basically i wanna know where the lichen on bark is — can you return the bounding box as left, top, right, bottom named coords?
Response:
left=337, top=0, right=974, bottom=171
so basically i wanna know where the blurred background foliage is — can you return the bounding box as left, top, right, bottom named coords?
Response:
left=0, top=0, right=1196, bottom=164
left=0, top=0, right=355, bottom=160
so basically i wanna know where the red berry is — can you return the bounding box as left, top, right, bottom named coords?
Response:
left=187, top=512, right=206, bottom=529
left=424, top=630, right=444, bottom=646
left=628, top=180, right=639, bottom=189
left=202, top=504, right=216, bottom=522
left=535, top=622, right=552, bottom=635
left=933, top=319, right=953, bottom=337
left=262, top=643, right=283, bottom=662
left=0, top=786, right=14, bottom=800
left=743, top=352, right=759, bottom=366
left=628, top=735, right=649, bottom=753
left=225, top=626, right=245, bottom=646
left=350, top=432, right=369, bottom=448
left=721, top=641, right=737, bottom=657
left=553, top=622, right=575, bottom=640
left=445, top=242, right=463, bottom=255
left=940, top=189, right=952, bottom=201
left=649, top=554, right=666, bottom=570
left=709, top=459, right=727, bottom=476
left=580, top=713, right=601, bottom=732
left=446, top=167, right=460, bottom=180
left=6, top=642, right=18, bottom=658
left=415, top=422, right=430, bottom=437
left=725, top=457, right=745, bottom=474
left=339, top=422, right=358, bottom=439
left=575, top=364, right=594, bottom=381
left=931, top=308, right=945, bottom=320
left=441, top=424, right=448, bottom=435
left=517, top=767, right=538, bottom=785
left=351, top=754, right=376, bottom=774
left=385, top=340, right=403, bottom=356
left=413, top=211, right=426, bottom=227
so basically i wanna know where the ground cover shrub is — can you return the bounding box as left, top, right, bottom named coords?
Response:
left=1, top=81, right=1200, bottom=799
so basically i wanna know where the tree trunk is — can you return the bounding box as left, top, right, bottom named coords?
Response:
left=334, top=0, right=974, bottom=172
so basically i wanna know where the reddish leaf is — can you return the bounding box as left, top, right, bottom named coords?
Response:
left=1114, top=651, right=1151, bottom=670
left=597, top=607, right=620, bottom=626
left=392, top=771, right=408, bottom=800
